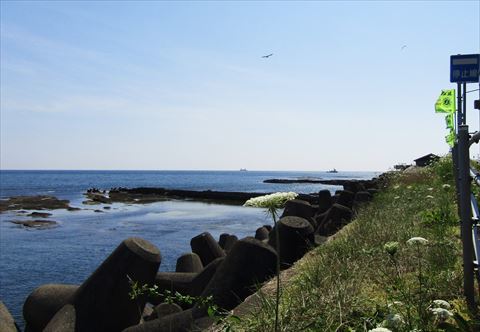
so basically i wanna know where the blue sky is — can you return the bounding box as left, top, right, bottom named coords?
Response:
left=1, top=1, right=479, bottom=171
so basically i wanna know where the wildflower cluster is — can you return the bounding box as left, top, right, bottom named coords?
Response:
left=368, top=327, right=392, bottom=332
left=243, top=192, right=298, bottom=209
left=406, top=237, right=428, bottom=246
left=429, top=299, right=453, bottom=323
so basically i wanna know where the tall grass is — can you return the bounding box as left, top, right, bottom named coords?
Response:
left=229, top=157, right=478, bottom=331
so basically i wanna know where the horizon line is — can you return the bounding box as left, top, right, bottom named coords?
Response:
left=0, top=168, right=384, bottom=173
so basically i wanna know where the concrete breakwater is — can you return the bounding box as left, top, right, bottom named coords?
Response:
left=84, top=187, right=321, bottom=206
left=0, top=175, right=386, bottom=331
left=83, top=177, right=376, bottom=206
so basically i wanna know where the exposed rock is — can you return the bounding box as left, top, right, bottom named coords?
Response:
left=10, top=220, right=58, bottom=229
left=0, top=196, right=72, bottom=213
left=27, top=212, right=52, bottom=218
left=263, top=178, right=372, bottom=187
left=84, top=192, right=111, bottom=204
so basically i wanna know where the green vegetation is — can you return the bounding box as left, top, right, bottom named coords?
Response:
left=230, top=156, right=479, bottom=331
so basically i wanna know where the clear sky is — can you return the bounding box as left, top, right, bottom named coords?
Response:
left=1, top=1, right=479, bottom=171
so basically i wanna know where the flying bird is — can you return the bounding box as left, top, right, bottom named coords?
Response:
left=262, top=53, right=273, bottom=58
left=401, top=45, right=407, bottom=50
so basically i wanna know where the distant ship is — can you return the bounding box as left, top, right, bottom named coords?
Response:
left=327, top=168, right=338, bottom=173
left=240, top=168, right=247, bottom=172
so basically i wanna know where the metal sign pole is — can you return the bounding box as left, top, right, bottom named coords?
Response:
left=450, top=53, right=480, bottom=312
left=458, top=124, right=476, bottom=311
left=463, top=82, right=467, bottom=125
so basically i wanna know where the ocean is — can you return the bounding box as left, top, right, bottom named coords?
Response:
left=0, top=170, right=379, bottom=327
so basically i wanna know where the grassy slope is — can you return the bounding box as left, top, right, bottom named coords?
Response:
left=229, top=156, right=477, bottom=331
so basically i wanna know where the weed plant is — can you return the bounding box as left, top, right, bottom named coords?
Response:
left=230, top=156, right=479, bottom=331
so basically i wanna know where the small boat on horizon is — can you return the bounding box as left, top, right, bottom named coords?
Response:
left=327, top=168, right=338, bottom=173
left=240, top=168, right=247, bottom=172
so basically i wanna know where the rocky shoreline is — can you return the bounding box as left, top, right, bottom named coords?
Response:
left=0, top=196, right=78, bottom=213
left=0, top=173, right=388, bottom=331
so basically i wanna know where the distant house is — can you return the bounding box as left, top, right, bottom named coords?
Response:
left=414, top=153, right=440, bottom=167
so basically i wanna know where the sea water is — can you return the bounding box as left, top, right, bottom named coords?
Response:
left=0, top=170, right=378, bottom=326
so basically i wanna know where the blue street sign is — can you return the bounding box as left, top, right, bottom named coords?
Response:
left=450, top=54, right=480, bottom=83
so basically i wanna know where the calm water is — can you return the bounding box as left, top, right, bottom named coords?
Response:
left=0, top=170, right=378, bottom=327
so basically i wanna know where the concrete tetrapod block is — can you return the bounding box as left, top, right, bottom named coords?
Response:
left=263, top=224, right=273, bottom=232
left=254, top=226, right=269, bottom=241
left=122, top=308, right=198, bottom=332
left=268, top=216, right=315, bottom=268
left=318, top=190, right=333, bottom=214
left=154, top=303, right=183, bottom=319
left=23, top=284, right=78, bottom=332
left=223, top=234, right=238, bottom=253
left=218, top=233, right=229, bottom=249
left=336, top=190, right=355, bottom=210
left=343, top=180, right=366, bottom=194
left=367, top=188, right=379, bottom=196
left=0, top=300, right=18, bottom=332
left=355, top=191, right=373, bottom=203
left=190, top=257, right=225, bottom=296
left=175, top=253, right=203, bottom=273
left=191, top=232, right=226, bottom=266
left=281, top=199, right=316, bottom=228
left=200, top=237, right=277, bottom=311
left=153, top=272, right=197, bottom=304
left=44, top=237, right=161, bottom=332
left=152, top=257, right=225, bottom=305
left=316, top=203, right=353, bottom=236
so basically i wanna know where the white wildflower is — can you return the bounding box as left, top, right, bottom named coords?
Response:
left=394, top=196, right=400, bottom=200
left=428, top=187, right=434, bottom=191
left=387, top=301, right=403, bottom=308
left=407, top=185, right=412, bottom=189
left=394, top=185, right=400, bottom=189
left=406, top=237, right=428, bottom=245
left=442, top=184, right=451, bottom=189
left=430, top=307, right=453, bottom=321
left=244, top=192, right=298, bottom=209
left=381, top=313, right=404, bottom=329
left=432, top=299, right=451, bottom=309
left=368, top=328, right=392, bottom=332
left=426, top=195, right=434, bottom=199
